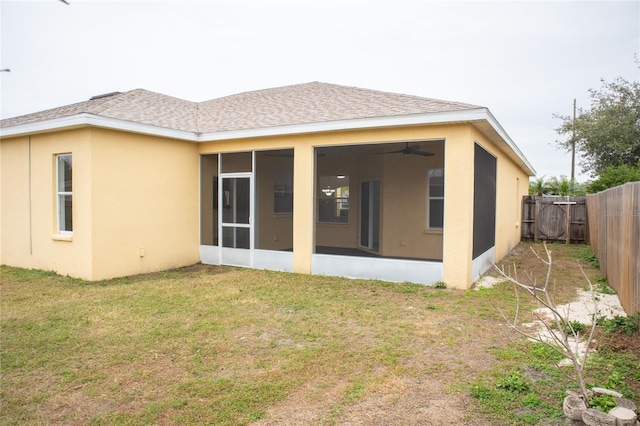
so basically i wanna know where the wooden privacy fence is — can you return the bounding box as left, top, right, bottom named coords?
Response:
left=586, top=182, right=640, bottom=315
left=521, top=196, right=588, bottom=243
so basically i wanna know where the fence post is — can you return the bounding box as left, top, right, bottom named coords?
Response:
left=566, top=203, right=571, bottom=244
left=533, top=197, right=539, bottom=242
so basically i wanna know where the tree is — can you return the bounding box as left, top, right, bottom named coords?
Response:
left=555, top=75, right=640, bottom=176
left=529, top=176, right=548, bottom=195
left=493, top=242, right=598, bottom=404
left=546, top=175, right=586, bottom=196
left=586, top=163, right=640, bottom=193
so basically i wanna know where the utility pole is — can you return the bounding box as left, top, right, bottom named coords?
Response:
left=570, top=99, right=576, bottom=180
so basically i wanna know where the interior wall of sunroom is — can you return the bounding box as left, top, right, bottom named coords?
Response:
left=200, top=154, right=218, bottom=246
left=315, top=150, right=360, bottom=249
left=315, top=140, right=444, bottom=261
left=379, top=141, right=444, bottom=260
left=255, top=150, right=294, bottom=251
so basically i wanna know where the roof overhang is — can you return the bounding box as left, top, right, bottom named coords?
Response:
left=198, top=108, right=535, bottom=176
left=1, top=108, right=535, bottom=176
left=0, top=113, right=199, bottom=142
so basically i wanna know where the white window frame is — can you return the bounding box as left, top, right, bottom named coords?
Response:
left=427, top=168, right=444, bottom=230
left=56, top=154, right=73, bottom=234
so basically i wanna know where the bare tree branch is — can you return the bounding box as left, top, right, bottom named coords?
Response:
left=492, top=241, right=599, bottom=402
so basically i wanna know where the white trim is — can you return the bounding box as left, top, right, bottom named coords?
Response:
left=56, top=154, right=73, bottom=235
left=312, top=254, right=443, bottom=285
left=426, top=168, right=444, bottom=230
left=253, top=249, right=294, bottom=272
left=200, top=245, right=220, bottom=265
left=1, top=108, right=535, bottom=175
left=1, top=113, right=198, bottom=141
left=219, top=169, right=253, bottom=267
left=471, top=246, right=496, bottom=283
left=483, top=110, right=535, bottom=174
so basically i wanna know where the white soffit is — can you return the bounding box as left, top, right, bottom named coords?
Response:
left=0, top=113, right=198, bottom=141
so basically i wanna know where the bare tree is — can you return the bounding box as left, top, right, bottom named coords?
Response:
left=493, top=242, right=598, bottom=403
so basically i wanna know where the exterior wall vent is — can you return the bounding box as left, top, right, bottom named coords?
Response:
left=90, top=91, right=122, bottom=101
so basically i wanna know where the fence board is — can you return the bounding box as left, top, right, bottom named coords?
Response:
left=586, top=182, right=640, bottom=315
left=521, top=197, right=536, bottom=240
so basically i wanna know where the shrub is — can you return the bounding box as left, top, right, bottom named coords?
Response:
left=597, top=315, right=639, bottom=336
left=557, top=320, right=587, bottom=335
left=432, top=281, right=447, bottom=289
left=495, top=371, right=531, bottom=393
left=589, top=394, right=617, bottom=412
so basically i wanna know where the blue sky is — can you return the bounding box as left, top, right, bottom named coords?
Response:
left=1, top=0, right=638, bottom=180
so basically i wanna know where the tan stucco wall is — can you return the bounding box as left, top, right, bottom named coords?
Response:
left=441, top=126, right=476, bottom=288
left=1, top=130, right=94, bottom=278
left=0, top=136, right=26, bottom=267
left=0, top=128, right=199, bottom=281
left=89, top=128, right=199, bottom=280
left=1, top=136, right=30, bottom=268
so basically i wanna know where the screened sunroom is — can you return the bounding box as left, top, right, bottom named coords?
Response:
left=199, top=140, right=449, bottom=284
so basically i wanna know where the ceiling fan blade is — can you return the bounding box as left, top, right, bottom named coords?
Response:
left=373, top=142, right=434, bottom=156
left=412, top=151, right=435, bottom=157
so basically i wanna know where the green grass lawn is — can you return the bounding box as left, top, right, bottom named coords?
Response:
left=1, top=243, right=638, bottom=425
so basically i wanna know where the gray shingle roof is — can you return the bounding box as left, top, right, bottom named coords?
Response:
left=196, top=82, right=481, bottom=133
left=1, top=82, right=481, bottom=134
left=0, top=89, right=198, bottom=132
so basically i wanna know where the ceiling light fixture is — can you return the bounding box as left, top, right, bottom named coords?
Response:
left=322, top=187, right=336, bottom=196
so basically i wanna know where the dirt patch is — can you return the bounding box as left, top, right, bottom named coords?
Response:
left=595, top=329, right=640, bottom=354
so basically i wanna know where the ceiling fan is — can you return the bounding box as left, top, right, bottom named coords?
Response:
left=376, top=142, right=434, bottom=157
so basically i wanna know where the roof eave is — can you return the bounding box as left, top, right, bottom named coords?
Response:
left=480, top=109, right=536, bottom=176
left=199, top=108, right=536, bottom=176
left=1, top=108, right=535, bottom=176
left=199, top=109, right=491, bottom=141
left=0, top=113, right=199, bottom=142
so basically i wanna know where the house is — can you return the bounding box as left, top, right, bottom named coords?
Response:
left=0, top=82, right=535, bottom=289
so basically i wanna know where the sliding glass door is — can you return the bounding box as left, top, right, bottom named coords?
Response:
left=360, top=180, right=380, bottom=251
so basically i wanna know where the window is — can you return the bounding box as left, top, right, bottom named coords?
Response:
left=317, top=175, right=349, bottom=223
left=56, top=154, right=73, bottom=233
left=427, top=168, right=444, bottom=229
left=274, top=172, right=293, bottom=214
